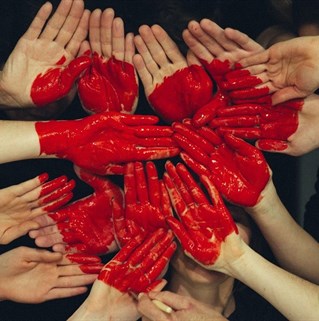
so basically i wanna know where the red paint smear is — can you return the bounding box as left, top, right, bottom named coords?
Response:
left=78, top=53, right=138, bottom=114
left=148, top=65, right=213, bottom=123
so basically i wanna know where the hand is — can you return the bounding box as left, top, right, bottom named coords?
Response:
left=212, top=94, right=319, bottom=156
left=138, top=291, right=229, bottom=321
left=172, top=120, right=270, bottom=206
left=112, top=161, right=172, bottom=247
left=238, top=36, right=319, bottom=105
left=183, top=19, right=263, bottom=126
left=164, top=161, right=238, bottom=268
left=133, top=24, right=213, bottom=123
left=0, top=173, right=74, bottom=244
left=35, top=112, right=180, bottom=175
left=68, top=230, right=176, bottom=321
left=0, top=247, right=102, bottom=303
left=78, top=8, right=138, bottom=114
left=29, top=166, right=123, bottom=255
left=0, top=0, right=90, bottom=109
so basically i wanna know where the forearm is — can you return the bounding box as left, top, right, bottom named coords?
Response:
left=246, top=180, right=319, bottom=283
left=226, top=242, right=319, bottom=321
left=0, top=120, right=41, bottom=164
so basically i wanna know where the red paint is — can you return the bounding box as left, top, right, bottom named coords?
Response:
left=98, top=229, right=176, bottom=293
left=31, top=55, right=91, bottom=107
left=148, top=65, right=213, bottom=123
left=49, top=169, right=123, bottom=255
left=66, top=253, right=103, bottom=274
left=164, top=161, right=237, bottom=266
left=112, top=161, right=173, bottom=247
left=172, top=122, right=270, bottom=207
left=215, top=99, right=303, bottom=145
left=78, top=52, right=138, bottom=114
left=35, top=112, right=180, bottom=175
left=37, top=175, right=75, bottom=212
left=38, top=173, right=49, bottom=184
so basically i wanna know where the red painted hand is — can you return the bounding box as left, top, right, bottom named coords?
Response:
left=210, top=99, right=303, bottom=154
left=78, top=52, right=138, bottom=114
left=30, top=166, right=123, bottom=256
left=164, top=161, right=238, bottom=267
left=133, top=24, right=213, bottom=123
left=35, top=112, right=180, bottom=175
left=77, top=8, right=138, bottom=114
left=98, top=229, right=176, bottom=294
left=112, top=161, right=172, bottom=247
left=0, top=0, right=90, bottom=108
left=172, top=120, right=270, bottom=206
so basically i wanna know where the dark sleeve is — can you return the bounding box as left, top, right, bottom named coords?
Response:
left=303, top=166, right=319, bottom=242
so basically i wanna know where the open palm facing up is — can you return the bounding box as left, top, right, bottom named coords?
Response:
left=0, top=0, right=90, bottom=108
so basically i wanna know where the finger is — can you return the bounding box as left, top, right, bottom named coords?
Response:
left=224, top=27, right=264, bottom=53
left=271, top=87, right=308, bottom=105
left=26, top=248, right=63, bottom=263
left=256, top=139, right=289, bottom=154
left=199, top=18, right=238, bottom=53
left=135, top=161, right=149, bottom=203
left=183, top=27, right=213, bottom=63
left=0, top=221, right=40, bottom=245
left=133, top=53, right=154, bottom=95
left=151, top=24, right=186, bottom=65
left=146, top=161, right=160, bottom=207
left=137, top=293, right=170, bottom=321
left=138, top=25, right=170, bottom=67
left=66, top=9, right=90, bottom=57
left=112, top=17, right=125, bottom=61
left=40, top=0, right=73, bottom=40
left=125, top=162, right=137, bottom=206
left=55, top=0, right=85, bottom=47
left=239, top=50, right=270, bottom=68
left=89, top=9, right=103, bottom=54
left=100, top=8, right=115, bottom=57
left=3, top=173, right=47, bottom=199
left=134, top=34, right=160, bottom=77
left=125, top=32, right=135, bottom=64
left=34, top=231, right=65, bottom=248
left=188, top=19, right=224, bottom=56
left=30, top=213, right=56, bottom=229
left=22, top=2, right=53, bottom=40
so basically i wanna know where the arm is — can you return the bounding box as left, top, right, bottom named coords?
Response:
left=0, top=112, right=179, bottom=174
left=246, top=179, right=319, bottom=284
left=164, top=162, right=319, bottom=321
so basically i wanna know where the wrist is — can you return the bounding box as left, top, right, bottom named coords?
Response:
left=35, top=118, right=83, bottom=156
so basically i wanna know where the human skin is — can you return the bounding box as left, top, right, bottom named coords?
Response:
left=0, top=112, right=180, bottom=175
left=29, top=166, right=123, bottom=255
left=133, top=24, right=213, bottom=123
left=0, top=0, right=90, bottom=109
left=0, top=247, right=102, bottom=303
left=0, top=173, right=74, bottom=244
left=77, top=8, right=139, bottom=114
